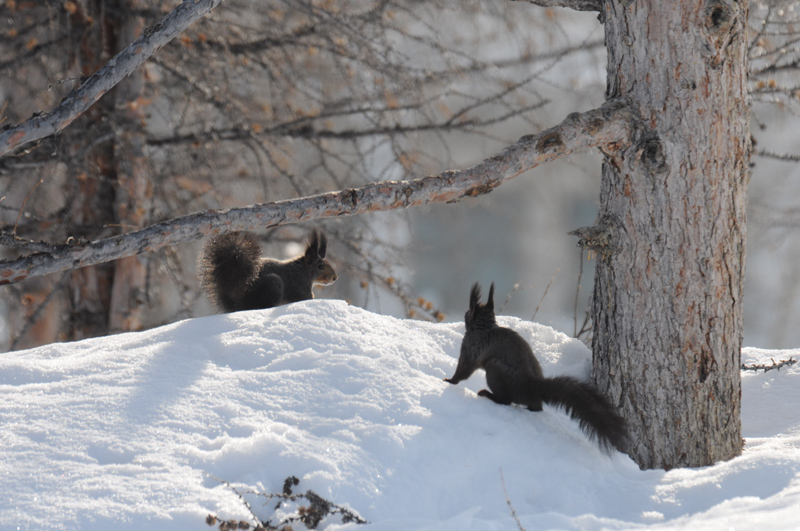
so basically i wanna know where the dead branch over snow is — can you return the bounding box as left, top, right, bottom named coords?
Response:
left=741, top=357, right=797, bottom=373
left=0, top=0, right=227, bottom=158
left=0, top=99, right=634, bottom=285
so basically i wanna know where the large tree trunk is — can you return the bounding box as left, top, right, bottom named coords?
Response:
left=591, top=0, right=750, bottom=469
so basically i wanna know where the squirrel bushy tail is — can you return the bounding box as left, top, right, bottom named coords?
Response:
left=534, top=376, right=629, bottom=453
left=200, top=232, right=264, bottom=312
left=445, top=282, right=629, bottom=453
left=198, top=229, right=336, bottom=313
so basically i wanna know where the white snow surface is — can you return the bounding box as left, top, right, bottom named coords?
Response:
left=2, top=300, right=800, bottom=530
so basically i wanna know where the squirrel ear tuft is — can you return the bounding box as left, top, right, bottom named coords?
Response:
left=317, top=231, right=327, bottom=258
left=305, top=230, right=320, bottom=261
left=487, top=282, right=495, bottom=310
left=469, top=282, right=482, bottom=309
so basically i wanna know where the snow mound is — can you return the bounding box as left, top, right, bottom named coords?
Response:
left=2, top=300, right=800, bottom=530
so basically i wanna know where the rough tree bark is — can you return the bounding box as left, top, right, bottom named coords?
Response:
left=585, top=0, right=749, bottom=469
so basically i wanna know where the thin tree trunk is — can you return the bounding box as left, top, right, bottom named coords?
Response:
left=64, top=1, right=118, bottom=342
left=590, top=0, right=749, bottom=469
left=109, top=1, right=150, bottom=333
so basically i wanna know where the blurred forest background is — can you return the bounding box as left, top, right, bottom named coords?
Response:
left=1, top=0, right=799, bottom=351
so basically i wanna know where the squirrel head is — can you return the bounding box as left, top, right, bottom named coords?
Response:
left=465, top=282, right=497, bottom=331
left=304, top=230, right=338, bottom=286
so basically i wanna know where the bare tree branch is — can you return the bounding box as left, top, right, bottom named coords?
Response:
left=741, top=357, right=797, bottom=373
left=0, top=99, right=634, bottom=285
left=0, top=0, right=227, bottom=159
left=509, top=0, right=602, bottom=12
left=756, top=148, right=800, bottom=162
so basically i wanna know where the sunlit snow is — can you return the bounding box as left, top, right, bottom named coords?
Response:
left=2, top=300, right=799, bottom=530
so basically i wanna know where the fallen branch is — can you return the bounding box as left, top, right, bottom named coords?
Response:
left=500, top=469, right=526, bottom=531
left=0, top=0, right=227, bottom=158
left=0, top=99, right=634, bottom=285
left=741, top=357, right=797, bottom=373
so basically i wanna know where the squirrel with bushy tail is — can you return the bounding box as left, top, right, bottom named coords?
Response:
left=445, top=282, right=629, bottom=453
left=198, top=229, right=337, bottom=313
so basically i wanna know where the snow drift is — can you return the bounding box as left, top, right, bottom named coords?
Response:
left=2, top=300, right=800, bottom=530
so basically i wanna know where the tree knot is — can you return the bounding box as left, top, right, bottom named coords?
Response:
left=705, top=0, right=735, bottom=34
left=638, top=137, right=669, bottom=178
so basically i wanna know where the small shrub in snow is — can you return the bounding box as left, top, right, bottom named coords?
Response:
left=741, top=357, right=797, bottom=373
left=206, top=475, right=366, bottom=530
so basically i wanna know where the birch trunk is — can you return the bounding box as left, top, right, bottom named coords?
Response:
left=591, top=0, right=750, bottom=469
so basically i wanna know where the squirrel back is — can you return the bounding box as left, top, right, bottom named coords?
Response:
left=445, top=282, right=629, bottom=453
left=198, top=229, right=337, bottom=313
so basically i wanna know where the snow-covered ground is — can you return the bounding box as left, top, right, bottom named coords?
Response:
left=1, top=300, right=799, bottom=530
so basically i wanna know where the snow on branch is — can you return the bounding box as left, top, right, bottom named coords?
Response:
left=0, top=99, right=634, bottom=286
left=0, top=0, right=227, bottom=158
left=509, top=0, right=602, bottom=12
left=741, top=357, right=797, bottom=373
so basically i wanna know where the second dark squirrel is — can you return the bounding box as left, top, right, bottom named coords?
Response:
left=444, top=282, right=629, bottom=453
left=198, top=229, right=337, bottom=313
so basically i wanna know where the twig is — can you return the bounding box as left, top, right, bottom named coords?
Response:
left=755, top=149, right=800, bottom=162
left=14, top=177, right=44, bottom=235
left=741, top=357, right=797, bottom=373
left=573, top=248, right=584, bottom=338
left=204, top=473, right=262, bottom=528
left=499, top=469, right=526, bottom=531
left=575, top=306, right=592, bottom=343
left=498, top=282, right=531, bottom=314
left=531, top=271, right=557, bottom=321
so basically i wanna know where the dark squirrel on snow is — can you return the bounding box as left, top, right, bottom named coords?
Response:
left=198, top=229, right=337, bottom=313
left=444, top=282, right=629, bottom=453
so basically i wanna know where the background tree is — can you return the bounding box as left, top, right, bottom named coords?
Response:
left=0, top=0, right=570, bottom=348
left=2, top=0, right=800, bottom=469
left=745, top=2, right=800, bottom=348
